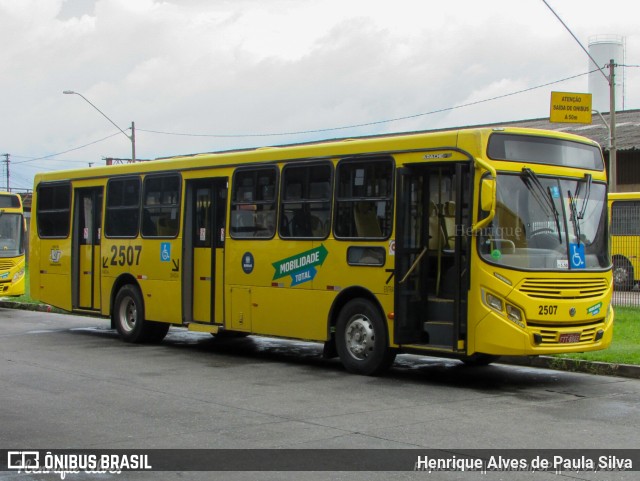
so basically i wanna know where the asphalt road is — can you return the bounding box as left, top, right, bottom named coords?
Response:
left=1, top=307, right=639, bottom=481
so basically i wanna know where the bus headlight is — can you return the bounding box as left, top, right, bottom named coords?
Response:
left=484, top=290, right=526, bottom=327
left=485, top=292, right=503, bottom=312
left=506, top=304, right=523, bottom=325
left=12, top=268, right=24, bottom=283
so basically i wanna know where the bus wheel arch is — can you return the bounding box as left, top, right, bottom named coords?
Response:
left=110, top=276, right=169, bottom=343
left=327, top=286, right=380, bottom=345
left=612, top=255, right=634, bottom=291
left=460, top=353, right=501, bottom=366
left=330, top=288, right=396, bottom=375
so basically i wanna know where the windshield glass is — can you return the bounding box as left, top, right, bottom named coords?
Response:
left=0, top=213, right=24, bottom=257
left=478, top=173, right=608, bottom=271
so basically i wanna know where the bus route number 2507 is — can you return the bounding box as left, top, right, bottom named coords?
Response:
left=110, top=245, right=142, bottom=267
left=538, top=305, right=558, bottom=316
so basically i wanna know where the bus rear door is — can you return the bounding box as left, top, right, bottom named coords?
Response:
left=183, top=179, right=227, bottom=325
left=72, top=187, right=103, bottom=311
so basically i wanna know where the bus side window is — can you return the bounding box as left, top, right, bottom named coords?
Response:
left=279, top=163, right=332, bottom=239
left=231, top=167, right=277, bottom=239
left=105, top=177, right=141, bottom=238
left=354, top=201, right=382, bottom=237
left=36, top=183, right=71, bottom=238
left=335, top=157, right=393, bottom=239
left=142, top=174, right=181, bottom=238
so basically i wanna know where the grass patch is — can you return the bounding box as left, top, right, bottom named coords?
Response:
left=556, top=306, right=640, bottom=365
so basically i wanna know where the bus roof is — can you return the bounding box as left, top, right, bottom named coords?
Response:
left=608, top=192, right=640, bottom=201
left=32, top=126, right=602, bottom=185
left=0, top=191, right=23, bottom=209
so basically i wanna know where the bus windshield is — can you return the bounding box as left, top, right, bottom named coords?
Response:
left=478, top=173, right=608, bottom=271
left=0, top=212, right=24, bottom=257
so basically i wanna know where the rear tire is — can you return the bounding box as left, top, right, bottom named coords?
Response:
left=613, top=257, right=634, bottom=291
left=113, top=284, right=169, bottom=343
left=336, top=298, right=396, bottom=375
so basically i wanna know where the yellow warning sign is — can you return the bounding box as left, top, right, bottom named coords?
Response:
left=550, top=91, right=592, bottom=124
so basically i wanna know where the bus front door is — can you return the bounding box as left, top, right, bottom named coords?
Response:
left=394, top=163, right=470, bottom=352
left=72, top=187, right=103, bottom=311
left=183, top=179, right=227, bottom=325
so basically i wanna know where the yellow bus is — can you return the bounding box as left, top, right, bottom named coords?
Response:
left=29, top=127, right=613, bottom=374
left=609, top=192, right=640, bottom=290
left=0, top=191, right=26, bottom=296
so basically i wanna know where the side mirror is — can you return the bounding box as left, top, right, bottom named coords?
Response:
left=480, top=178, right=495, bottom=212
left=472, top=176, right=497, bottom=234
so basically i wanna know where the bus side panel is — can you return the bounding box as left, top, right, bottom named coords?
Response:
left=100, top=237, right=182, bottom=324
left=34, top=238, right=73, bottom=311
left=250, top=286, right=334, bottom=340
left=225, top=237, right=394, bottom=341
left=139, top=279, right=181, bottom=324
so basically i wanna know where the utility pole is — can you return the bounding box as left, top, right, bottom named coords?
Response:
left=609, top=59, right=617, bottom=192
left=2, top=153, right=8, bottom=191
left=131, top=121, right=136, bottom=163
left=540, top=0, right=618, bottom=192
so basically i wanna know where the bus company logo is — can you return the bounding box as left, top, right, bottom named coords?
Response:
left=7, top=451, right=40, bottom=470
left=49, top=247, right=62, bottom=264
left=424, top=152, right=452, bottom=159
left=242, top=252, right=254, bottom=274
left=272, top=244, right=328, bottom=287
left=587, top=302, right=602, bottom=316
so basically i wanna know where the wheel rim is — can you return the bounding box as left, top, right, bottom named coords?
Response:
left=344, top=314, right=375, bottom=361
left=613, top=264, right=630, bottom=286
left=118, top=295, right=137, bottom=333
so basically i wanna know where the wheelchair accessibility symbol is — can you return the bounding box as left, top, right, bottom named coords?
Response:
left=160, top=242, right=171, bottom=262
left=569, top=243, right=585, bottom=269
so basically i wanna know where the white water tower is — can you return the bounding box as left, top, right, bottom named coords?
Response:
left=588, top=35, right=625, bottom=113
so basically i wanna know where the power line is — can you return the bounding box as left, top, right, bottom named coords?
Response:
left=12, top=131, right=123, bottom=165
left=10, top=154, right=100, bottom=165
left=137, top=69, right=597, bottom=139
left=7, top=69, right=600, bottom=167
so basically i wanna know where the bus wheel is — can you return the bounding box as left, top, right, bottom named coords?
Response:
left=336, top=299, right=396, bottom=376
left=461, top=354, right=500, bottom=366
left=613, top=257, right=634, bottom=291
left=113, top=284, right=169, bottom=343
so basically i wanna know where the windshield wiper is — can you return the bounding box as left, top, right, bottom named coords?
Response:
left=521, top=168, right=562, bottom=242
left=577, top=173, right=592, bottom=219
left=567, top=173, right=591, bottom=246
left=568, top=190, right=582, bottom=244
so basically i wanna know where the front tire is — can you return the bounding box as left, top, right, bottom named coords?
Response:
left=335, top=299, right=396, bottom=375
left=113, top=284, right=169, bottom=343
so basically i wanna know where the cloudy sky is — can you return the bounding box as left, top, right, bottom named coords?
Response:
left=1, top=0, right=638, bottom=191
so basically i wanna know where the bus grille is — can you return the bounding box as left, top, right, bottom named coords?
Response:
left=530, top=324, right=601, bottom=344
left=0, top=259, right=17, bottom=270
left=519, top=278, right=608, bottom=299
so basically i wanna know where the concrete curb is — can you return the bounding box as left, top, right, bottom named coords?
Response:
left=0, top=299, right=54, bottom=312
left=501, top=356, right=640, bottom=379
left=2, top=299, right=639, bottom=380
